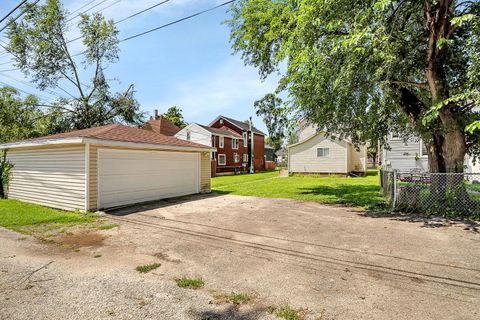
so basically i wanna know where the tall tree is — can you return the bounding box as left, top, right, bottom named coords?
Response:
left=228, top=0, right=480, bottom=173
left=6, top=0, right=144, bottom=132
left=254, top=93, right=287, bottom=152
left=163, top=106, right=187, bottom=128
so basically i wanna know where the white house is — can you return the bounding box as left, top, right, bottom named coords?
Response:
left=383, top=134, right=479, bottom=173
left=287, top=124, right=367, bottom=175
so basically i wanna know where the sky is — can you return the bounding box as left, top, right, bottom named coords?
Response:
left=0, top=0, right=281, bottom=132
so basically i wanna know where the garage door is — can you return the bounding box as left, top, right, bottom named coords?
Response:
left=98, top=149, right=199, bottom=209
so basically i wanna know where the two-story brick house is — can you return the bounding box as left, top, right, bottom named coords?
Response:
left=175, top=116, right=266, bottom=175
left=209, top=116, right=266, bottom=173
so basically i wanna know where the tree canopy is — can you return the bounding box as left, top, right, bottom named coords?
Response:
left=6, top=0, right=144, bottom=132
left=229, top=0, right=480, bottom=172
left=254, top=93, right=287, bottom=151
left=163, top=106, right=187, bottom=128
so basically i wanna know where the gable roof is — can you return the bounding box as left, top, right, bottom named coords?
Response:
left=287, top=130, right=352, bottom=149
left=209, top=115, right=266, bottom=135
left=143, top=116, right=181, bottom=136
left=196, top=124, right=242, bottom=138
left=0, top=124, right=214, bottom=151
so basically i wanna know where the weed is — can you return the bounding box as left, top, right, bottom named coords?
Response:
left=96, top=223, right=119, bottom=230
left=267, top=305, right=306, bottom=320
left=175, top=277, right=204, bottom=289
left=136, top=263, right=161, bottom=273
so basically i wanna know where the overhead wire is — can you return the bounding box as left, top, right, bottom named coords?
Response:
left=0, top=0, right=28, bottom=24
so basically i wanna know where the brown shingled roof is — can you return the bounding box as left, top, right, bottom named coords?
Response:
left=22, top=124, right=212, bottom=149
left=143, top=116, right=181, bottom=136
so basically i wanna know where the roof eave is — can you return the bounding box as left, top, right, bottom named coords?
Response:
left=0, top=137, right=216, bottom=152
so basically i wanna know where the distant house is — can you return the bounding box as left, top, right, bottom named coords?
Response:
left=143, top=110, right=181, bottom=136
left=287, top=123, right=367, bottom=175
left=265, top=144, right=275, bottom=162
left=383, top=134, right=479, bottom=173
left=275, top=148, right=287, bottom=164
left=175, top=123, right=245, bottom=174
left=175, top=116, right=266, bottom=174
left=209, top=116, right=266, bottom=173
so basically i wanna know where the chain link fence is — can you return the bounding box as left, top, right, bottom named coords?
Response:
left=380, top=170, right=480, bottom=218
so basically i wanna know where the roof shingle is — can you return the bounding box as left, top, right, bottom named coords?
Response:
left=17, top=124, right=212, bottom=149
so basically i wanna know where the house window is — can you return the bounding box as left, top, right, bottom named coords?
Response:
left=218, top=154, right=226, bottom=165
left=232, top=138, right=239, bottom=149
left=234, top=153, right=240, bottom=163
left=421, top=141, right=428, bottom=157
left=317, top=148, right=330, bottom=157
left=219, top=136, right=224, bottom=148
left=243, top=154, right=248, bottom=163
left=243, top=132, right=248, bottom=147
left=186, top=131, right=191, bottom=141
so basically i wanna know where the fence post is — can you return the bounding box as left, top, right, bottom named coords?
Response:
left=392, top=170, right=397, bottom=210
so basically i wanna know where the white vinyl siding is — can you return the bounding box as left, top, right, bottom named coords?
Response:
left=289, top=133, right=347, bottom=173
left=349, top=144, right=368, bottom=173
left=383, top=137, right=429, bottom=171
left=6, top=146, right=86, bottom=211
left=97, top=149, right=199, bottom=209
left=175, top=123, right=212, bottom=146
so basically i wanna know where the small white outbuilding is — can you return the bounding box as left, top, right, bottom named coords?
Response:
left=0, top=124, right=215, bottom=211
left=288, top=124, right=367, bottom=175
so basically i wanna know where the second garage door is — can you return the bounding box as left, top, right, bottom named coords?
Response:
left=98, top=149, right=199, bottom=209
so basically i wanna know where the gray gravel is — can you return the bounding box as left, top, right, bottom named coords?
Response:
left=1, top=194, right=480, bottom=319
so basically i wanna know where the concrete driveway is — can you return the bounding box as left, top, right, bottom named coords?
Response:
left=1, top=194, right=479, bottom=319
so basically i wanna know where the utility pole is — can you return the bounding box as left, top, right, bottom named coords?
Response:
left=249, top=116, right=254, bottom=174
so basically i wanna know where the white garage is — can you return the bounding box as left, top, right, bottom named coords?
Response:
left=98, top=149, right=200, bottom=209
left=0, top=124, right=215, bottom=211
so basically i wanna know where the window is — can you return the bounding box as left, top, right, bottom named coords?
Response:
left=234, top=153, right=240, bottom=163
left=218, top=154, right=226, bottom=165
left=186, top=131, right=191, bottom=141
left=219, top=136, right=224, bottom=148
left=243, top=154, right=248, bottom=163
left=317, top=148, right=330, bottom=157
left=243, top=132, right=248, bottom=147
left=421, top=141, right=428, bottom=157
left=391, top=133, right=401, bottom=140
left=232, top=138, right=239, bottom=149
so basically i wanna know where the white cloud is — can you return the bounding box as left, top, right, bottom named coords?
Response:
left=151, top=56, right=280, bottom=127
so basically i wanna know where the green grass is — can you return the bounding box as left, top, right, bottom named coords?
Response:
left=175, top=277, right=205, bottom=289
left=212, top=170, right=385, bottom=210
left=0, top=199, right=96, bottom=232
left=267, top=306, right=306, bottom=320
left=135, top=262, right=161, bottom=273
left=216, top=292, right=252, bottom=304
left=95, top=223, right=119, bottom=230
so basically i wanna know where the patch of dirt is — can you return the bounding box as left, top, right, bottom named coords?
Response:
left=55, top=230, right=105, bottom=248
left=153, top=252, right=181, bottom=263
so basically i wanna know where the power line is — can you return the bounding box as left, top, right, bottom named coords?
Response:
left=0, top=0, right=41, bottom=33
left=0, top=0, right=28, bottom=24
left=66, top=0, right=110, bottom=23
left=120, top=0, right=236, bottom=42
left=67, top=0, right=169, bottom=44
left=68, top=0, right=99, bottom=17
left=0, top=72, right=67, bottom=99
left=115, top=0, right=170, bottom=24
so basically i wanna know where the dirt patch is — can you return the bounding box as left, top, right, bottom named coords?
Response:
left=153, top=252, right=181, bottom=263
left=55, top=230, right=105, bottom=248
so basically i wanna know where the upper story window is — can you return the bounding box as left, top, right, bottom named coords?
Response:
left=186, top=131, right=191, bottom=141
left=243, top=132, right=248, bottom=147
left=219, top=136, right=224, bottom=148
left=317, top=148, right=330, bottom=157
left=232, top=138, right=239, bottom=149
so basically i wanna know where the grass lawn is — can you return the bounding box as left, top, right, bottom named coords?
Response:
left=212, top=170, right=386, bottom=210
left=0, top=199, right=97, bottom=233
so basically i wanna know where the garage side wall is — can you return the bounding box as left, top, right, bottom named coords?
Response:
left=200, top=151, right=211, bottom=193
left=88, top=145, right=98, bottom=211
left=6, top=146, right=86, bottom=211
